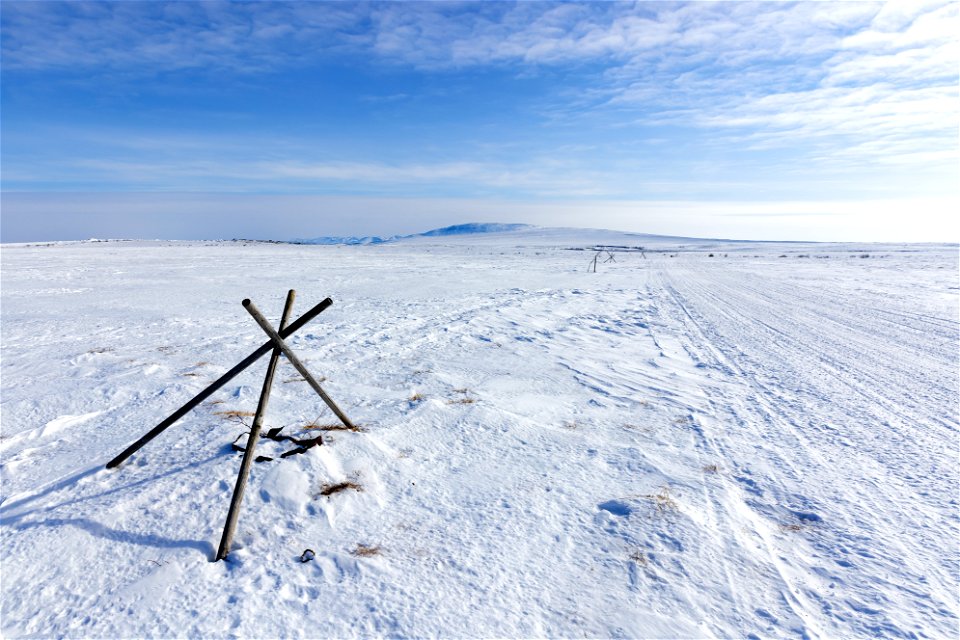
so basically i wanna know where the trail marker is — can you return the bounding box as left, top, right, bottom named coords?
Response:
left=105, top=291, right=355, bottom=562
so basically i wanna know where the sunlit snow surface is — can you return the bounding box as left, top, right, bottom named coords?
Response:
left=1, top=230, right=958, bottom=638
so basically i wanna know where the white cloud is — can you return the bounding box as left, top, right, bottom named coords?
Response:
left=869, top=0, right=948, bottom=32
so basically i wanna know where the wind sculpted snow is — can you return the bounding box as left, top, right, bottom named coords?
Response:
left=1, top=235, right=957, bottom=638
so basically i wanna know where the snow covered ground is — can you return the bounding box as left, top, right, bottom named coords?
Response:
left=1, top=228, right=958, bottom=638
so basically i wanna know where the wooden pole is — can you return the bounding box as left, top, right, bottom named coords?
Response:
left=242, top=299, right=356, bottom=431
left=216, top=290, right=296, bottom=562
left=106, top=297, right=333, bottom=469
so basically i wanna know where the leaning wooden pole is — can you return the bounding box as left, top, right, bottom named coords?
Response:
left=243, top=299, right=356, bottom=431
left=105, top=297, right=333, bottom=469
left=216, top=290, right=297, bottom=562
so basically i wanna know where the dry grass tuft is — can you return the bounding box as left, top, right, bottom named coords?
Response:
left=205, top=399, right=225, bottom=406
left=317, top=481, right=363, bottom=497
left=181, top=372, right=200, bottom=377
left=563, top=420, right=578, bottom=430
left=194, top=361, right=210, bottom=367
left=628, top=549, right=648, bottom=566
left=86, top=347, right=115, bottom=354
left=778, top=523, right=804, bottom=533
left=350, top=544, right=381, bottom=558
left=702, top=464, right=720, bottom=473
left=446, top=388, right=478, bottom=404
left=409, top=392, right=425, bottom=402
left=643, top=486, right=679, bottom=513
left=304, top=422, right=365, bottom=433
left=214, top=410, right=256, bottom=418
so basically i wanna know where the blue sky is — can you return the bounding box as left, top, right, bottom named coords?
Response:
left=1, top=1, right=957, bottom=242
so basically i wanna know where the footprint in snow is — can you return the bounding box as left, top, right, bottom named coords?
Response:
left=598, top=499, right=632, bottom=517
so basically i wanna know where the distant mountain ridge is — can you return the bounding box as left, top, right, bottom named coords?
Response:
left=293, top=222, right=535, bottom=245
left=290, top=235, right=389, bottom=246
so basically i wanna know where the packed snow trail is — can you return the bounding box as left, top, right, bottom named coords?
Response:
left=1, top=237, right=957, bottom=638
left=652, top=257, right=959, bottom=638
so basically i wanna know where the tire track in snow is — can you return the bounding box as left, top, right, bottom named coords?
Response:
left=652, top=272, right=831, bottom=638
left=672, top=262, right=958, bottom=483
left=708, top=270, right=958, bottom=438
left=653, top=260, right=959, bottom=639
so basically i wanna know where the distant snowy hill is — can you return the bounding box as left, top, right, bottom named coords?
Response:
left=418, top=223, right=533, bottom=236
left=293, top=222, right=532, bottom=245
left=292, top=222, right=707, bottom=247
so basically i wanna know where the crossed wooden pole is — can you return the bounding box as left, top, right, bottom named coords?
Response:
left=105, top=291, right=354, bottom=562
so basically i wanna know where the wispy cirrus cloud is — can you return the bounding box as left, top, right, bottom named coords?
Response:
left=0, top=1, right=364, bottom=72
left=355, top=1, right=957, bottom=174
left=1, top=123, right=618, bottom=197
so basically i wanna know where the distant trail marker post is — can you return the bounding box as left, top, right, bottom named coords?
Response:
left=589, top=251, right=600, bottom=272
left=587, top=246, right=642, bottom=271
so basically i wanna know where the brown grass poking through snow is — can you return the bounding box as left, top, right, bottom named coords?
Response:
left=702, top=464, right=720, bottom=473
left=304, top=422, right=365, bottom=433
left=317, top=481, right=363, bottom=497
left=409, top=392, right=425, bottom=402
left=214, top=410, right=256, bottom=418
left=643, top=486, right=679, bottom=513
left=350, top=544, right=381, bottom=558
left=86, top=347, right=115, bottom=354
left=628, top=549, right=648, bottom=566
left=446, top=388, right=477, bottom=404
